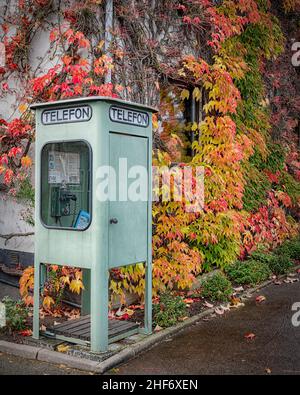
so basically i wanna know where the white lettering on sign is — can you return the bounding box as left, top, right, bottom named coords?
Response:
left=109, top=105, right=149, bottom=128
left=42, top=105, right=92, bottom=125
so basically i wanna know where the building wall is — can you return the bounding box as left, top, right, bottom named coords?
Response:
left=0, top=193, right=34, bottom=254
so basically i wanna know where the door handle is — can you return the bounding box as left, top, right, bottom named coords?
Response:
left=110, top=218, right=118, bottom=224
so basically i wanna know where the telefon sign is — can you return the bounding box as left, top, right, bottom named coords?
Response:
left=41, top=105, right=92, bottom=125
left=109, top=105, right=150, bottom=127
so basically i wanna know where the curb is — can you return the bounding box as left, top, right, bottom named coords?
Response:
left=37, top=348, right=103, bottom=373
left=0, top=340, right=42, bottom=360
left=1, top=264, right=299, bottom=374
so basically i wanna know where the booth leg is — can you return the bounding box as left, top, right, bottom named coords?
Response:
left=81, top=269, right=91, bottom=315
left=90, top=268, right=108, bottom=352
left=144, top=261, right=152, bottom=334
left=33, top=263, right=47, bottom=339
left=33, top=262, right=42, bottom=339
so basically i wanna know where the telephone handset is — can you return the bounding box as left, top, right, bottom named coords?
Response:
left=50, top=185, right=77, bottom=218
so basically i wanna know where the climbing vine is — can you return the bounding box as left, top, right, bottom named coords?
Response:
left=0, top=0, right=299, bottom=308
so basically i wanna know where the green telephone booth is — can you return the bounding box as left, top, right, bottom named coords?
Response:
left=31, top=97, right=156, bottom=352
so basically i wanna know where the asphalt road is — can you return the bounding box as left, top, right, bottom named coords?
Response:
left=0, top=352, right=89, bottom=375
left=0, top=277, right=299, bottom=375
left=115, top=279, right=300, bottom=375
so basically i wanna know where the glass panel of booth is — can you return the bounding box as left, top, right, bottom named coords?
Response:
left=41, top=140, right=91, bottom=230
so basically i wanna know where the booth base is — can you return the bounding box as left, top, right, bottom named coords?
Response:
left=46, top=316, right=140, bottom=346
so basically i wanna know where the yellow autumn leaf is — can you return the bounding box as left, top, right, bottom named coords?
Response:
left=97, top=39, right=105, bottom=50
left=43, top=296, right=55, bottom=309
left=152, top=114, right=159, bottom=129
left=193, top=87, right=202, bottom=101
left=61, top=275, right=70, bottom=285
left=180, top=89, right=190, bottom=101
left=69, top=278, right=84, bottom=294
left=191, top=122, right=198, bottom=132
left=57, top=344, right=70, bottom=353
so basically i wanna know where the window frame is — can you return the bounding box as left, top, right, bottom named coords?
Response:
left=40, top=139, right=93, bottom=232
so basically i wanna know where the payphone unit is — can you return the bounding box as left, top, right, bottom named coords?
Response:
left=31, top=97, right=156, bottom=352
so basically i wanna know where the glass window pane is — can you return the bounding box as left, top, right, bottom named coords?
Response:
left=41, top=141, right=91, bottom=230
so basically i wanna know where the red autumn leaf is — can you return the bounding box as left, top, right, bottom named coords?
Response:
left=256, top=295, right=266, bottom=304
left=18, top=329, right=33, bottom=337
left=117, top=313, right=130, bottom=321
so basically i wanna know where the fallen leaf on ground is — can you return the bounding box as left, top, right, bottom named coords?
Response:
left=18, top=329, right=32, bottom=337
left=215, top=307, right=225, bottom=315
left=178, top=316, right=189, bottom=321
left=256, top=295, right=266, bottom=304
left=191, top=297, right=202, bottom=302
left=118, top=313, right=130, bottom=321
left=109, top=368, right=119, bottom=374
left=124, top=308, right=134, bottom=316
left=203, top=301, right=214, bottom=308
left=128, top=304, right=144, bottom=310
left=116, top=307, right=125, bottom=317
left=220, top=304, right=230, bottom=311
left=184, top=298, right=194, bottom=304
left=154, top=325, right=163, bottom=332
left=64, top=308, right=80, bottom=320
left=244, top=333, right=256, bottom=340
left=57, top=344, right=70, bottom=353
left=230, top=296, right=242, bottom=306
left=284, top=277, right=299, bottom=284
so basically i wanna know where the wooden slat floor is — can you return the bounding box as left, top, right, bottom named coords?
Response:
left=48, top=316, right=139, bottom=342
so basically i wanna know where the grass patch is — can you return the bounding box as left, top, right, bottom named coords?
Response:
left=225, top=259, right=271, bottom=286
left=268, top=253, right=294, bottom=275
left=153, top=293, right=187, bottom=328
left=2, top=297, right=28, bottom=331
left=201, top=272, right=233, bottom=302
left=275, top=238, right=300, bottom=261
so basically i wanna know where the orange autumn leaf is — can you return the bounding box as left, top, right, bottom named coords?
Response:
left=21, top=155, right=32, bottom=168
left=18, top=103, right=28, bottom=114
left=23, top=295, right=34, bottom=306
left=62, top=55, right=72, bottom=66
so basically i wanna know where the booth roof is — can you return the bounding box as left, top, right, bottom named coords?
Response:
left=30, top=96, right=158, bottom=113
